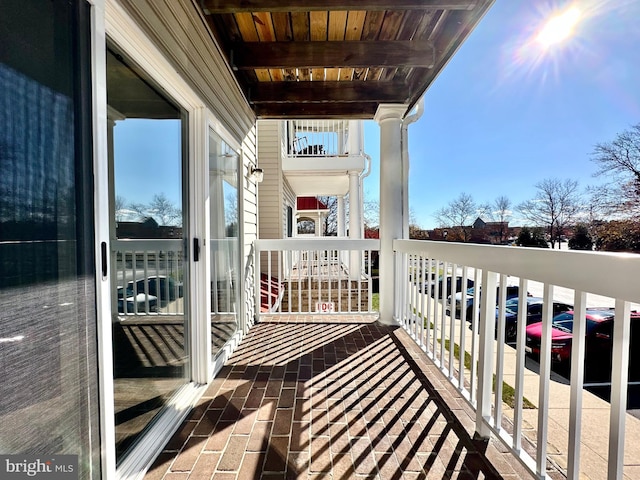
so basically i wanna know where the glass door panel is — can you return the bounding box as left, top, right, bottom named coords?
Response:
left=106, top=48, right=189, bottom=461
left=209, top=131, right=239, bottom=356
left=0, top=1, right=100, bottom=478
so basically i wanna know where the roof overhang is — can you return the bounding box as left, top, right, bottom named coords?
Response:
left=199, top=0, right=495, bottom=119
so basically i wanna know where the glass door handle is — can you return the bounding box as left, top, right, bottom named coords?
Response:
left=193, top=238, right=200, bottom=262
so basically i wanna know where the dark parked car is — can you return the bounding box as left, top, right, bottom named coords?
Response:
left=525, top=309, right=640, bottom=380
left=134, top=275, right=184, bottom=307
left=117, top=285, right=158, bottom=314
left=422, top=274, right=474, bottom=299
left=498, top=297, right=573, bottom=342
left=449, top=285, right=526, bottom=321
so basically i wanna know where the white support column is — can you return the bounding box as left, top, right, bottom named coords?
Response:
left=349, top=170, right=362, bottom=279
left=375, top=104, right=407, bottom=325
left=337, top=195, right=346, bottom=237
left=316, top=212, right=322, bottom=236
left=348, top=120, right=363, bottom=155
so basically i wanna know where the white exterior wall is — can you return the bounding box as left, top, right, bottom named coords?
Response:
left=241, top=127, right=259, bottom=329
left=257, top=121, right=283, bottom=241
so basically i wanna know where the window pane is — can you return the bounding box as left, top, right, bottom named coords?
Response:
left=209, top=131, right=239, bottom=355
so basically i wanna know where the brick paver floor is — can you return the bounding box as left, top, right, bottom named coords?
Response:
left=144, top=316, right=538, bottom=479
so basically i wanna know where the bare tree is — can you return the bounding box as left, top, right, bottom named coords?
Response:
left=481, top=196, right=512, bottom=243
left=115, top=196, right=127, bottom=222
left=317, top=195, right=338, bottom=235
left=148, top=193, right=181, bottom=226
left=363, top=194, right=379, bottom=229
left=434, top=192, right=478, bottom=242
left=590, top=123, right=640, bottom=218
left=128, top=201, right=149, bottom=221
left=518, top=178, right=581, bottom=249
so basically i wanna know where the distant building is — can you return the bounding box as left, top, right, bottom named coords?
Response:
left=116, top=217, right=183, bottom=239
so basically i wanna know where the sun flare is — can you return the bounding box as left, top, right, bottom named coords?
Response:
left=536, top=7, right=582, bottom=48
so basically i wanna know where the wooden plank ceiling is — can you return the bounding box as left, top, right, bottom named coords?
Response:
left=200, top=0, right=494, bottom=119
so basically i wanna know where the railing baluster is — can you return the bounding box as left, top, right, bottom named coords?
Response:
left=425, top=257, right=432, bottom=354
left=357, top=250, right=362, bottom=313
left=307, top=248, right=312, bottom=313
left=154, top=249, right=160, bottom=316
left=513, top=278, right=529, bottom=452
left=494, top=273, right=507, bottom=431
left=567, top=290, right=586, bottom=479
left=420, top=256, right=426, bottom=349
left=609, top=298, right=631, bottom=480
left=537, top=283, right=554, bottom=477
left=277, top=250, right=283, bottom=313
left=440, top=262, right=447, bottom=366
left=143, top=251, right=150, bottom=314
left=476, top=269, right=497, bottom=437
left=120, top=251, right=128, bottom=315
left=449, top=263, right=457, bottom=379
left=459, top=266, right=468, bottom=390
left=298, top=249, right=302, bottom=313
left=431, top=259, right=440, bottom=365
left=411, top=255, right=420, bottom=339
left=267, top=249, right=273, bottom=313
left=338, top=247, right=343, bottom=312
left=470, top=268, right=482, bottom=404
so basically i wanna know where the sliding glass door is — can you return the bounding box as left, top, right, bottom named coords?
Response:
left=106, top=48, right=190, bottom=461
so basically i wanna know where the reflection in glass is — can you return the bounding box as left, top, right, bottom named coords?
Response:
left=209, top=131, right=240, bottom=355
left=107, top=48, right=189, bottom=460
left=0, top=1, right=99, bottom=478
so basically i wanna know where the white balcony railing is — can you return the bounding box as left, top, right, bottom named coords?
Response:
left=287, top=120, right=353, bottom=157
left=254, top=238, right=379, bottom=315
left=394, top=239, right=640, bottom=479
left=111, top=239, right=185, bottom=316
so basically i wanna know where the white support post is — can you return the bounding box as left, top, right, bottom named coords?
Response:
left=375, top=104, right=407, bottom=325
left=348, top=170, right=362, bottom=279
left=348, top=119, right=363, bottom=155
left=337, top=195, right=346, bottom=237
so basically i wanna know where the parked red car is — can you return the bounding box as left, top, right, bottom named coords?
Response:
left=525, top=309, right=640, bottom=380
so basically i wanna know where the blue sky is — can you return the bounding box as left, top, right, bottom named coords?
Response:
left=363, top=0, right=640, bottom=229
left=113, top=119, right=183, bottom=211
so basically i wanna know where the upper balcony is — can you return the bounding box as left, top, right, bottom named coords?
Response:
left=282, top=120, right=367, bottom=196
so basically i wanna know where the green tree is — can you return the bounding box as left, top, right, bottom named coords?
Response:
left=516, top=227, right=549, bottom=248
left=594, top=220, right=640, bottom=252
left=568, top=224, right=593, bottom=250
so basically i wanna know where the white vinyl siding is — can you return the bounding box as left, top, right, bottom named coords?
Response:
left=257, top=120, right=283, bottom=240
